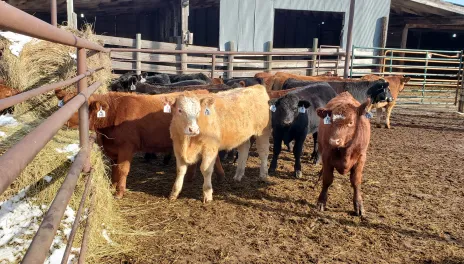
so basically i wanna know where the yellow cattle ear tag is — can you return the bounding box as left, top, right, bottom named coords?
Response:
left=298, top=106, right=306, bottom=113
left=205, top=108, right=210, bottom=116
left=130, top=83, right=136, bottom=91
left=323, top=114, right=331, bottom=125
left=270, top=105, right=276, bottom=112
left=97, top=107, right=106, bottom=118
left=163, top=104, right=171, bottom=113
left=57, top=100, right=64, bottom=107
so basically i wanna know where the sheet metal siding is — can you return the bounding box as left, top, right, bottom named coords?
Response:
left=219, top=0, right=391, bottom=51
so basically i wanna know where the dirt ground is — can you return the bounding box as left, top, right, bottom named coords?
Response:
left=103, top=106, right=464, bottom=264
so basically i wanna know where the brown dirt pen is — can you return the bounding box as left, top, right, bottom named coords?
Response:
left=103, top=106, right=464, bottom=263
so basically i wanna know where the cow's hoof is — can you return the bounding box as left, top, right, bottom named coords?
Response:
left=114, top=192, right=124, bottom=200
left=294, top=170, right=302, bottom=179
left=233, top=176, right=242, bottom=182
left=168, top=194, right=178, bottom=201
left=386, top=125, right=391, bottom=129
left=203, top=191, right=213, bottom=203
left=268, top=167, right=276, bottom=175
left=354, top=203, right=364, bottom=216
left=259, top=175, right=269, bottom=183
left=317, top=202, right=325, bottom=212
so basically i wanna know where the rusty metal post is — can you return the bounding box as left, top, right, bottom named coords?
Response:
left=78, top=187, right=96, bottom=264
left=51, top=0, right=57, bottom=27
left=266, top=41, right=273, bottom=73
left=227, top=41, right=235, bottom=79
left=61, top=171, right=93, bottom=264
left=343, top=0, right=356, bottom=79
left=22, top=149, right=88, bottom=264
left=77, top=48, right=91, bottom=173
left=211, top=54, right=216, bottom=78
left=310, top=38, right=319, bottom=76
left=459, top=74, right=464, bottom=113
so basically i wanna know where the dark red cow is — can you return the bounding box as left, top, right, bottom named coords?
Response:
left=316, top=92, right=371, bottom=216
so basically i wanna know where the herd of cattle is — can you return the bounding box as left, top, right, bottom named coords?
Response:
left=0, top=71, right=411, bottom=216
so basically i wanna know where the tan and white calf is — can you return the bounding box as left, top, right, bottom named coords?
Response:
left=164, top=85, right=272, bottom=202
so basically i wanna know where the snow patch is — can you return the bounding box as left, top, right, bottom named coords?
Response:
left=0, top=114, right=19, bottom=126
left=102, top=229, right=113, bottom=244
left=69, top=52, right=77, bottom=60
left=0, top=186, right=78, bottom=263
left=55, top=144, right=80, bottom=162
left=0, top=131, right=6, bottom=138
left=0, top=31, right=34, bottom=57
left=43, top=175, right=53, bottom=183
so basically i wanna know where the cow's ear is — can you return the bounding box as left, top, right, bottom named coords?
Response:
left=298, top=100, right=311, bottom=109
left=239, top=81, right=246, bottom=87
left=162, top=96, right=176, bottom=107
left=55, top=88, right=66, bottom=100
left=90, top=100, right=109, bottom=113
left=358, top=98, right=371, bottom=116
left=200, top=97, right=215, bottom=107
left=401, top=77, right=411, bottom=84
left=268, top=98, right=278, bottom=106
left=316, top=108, right=331, bottom=118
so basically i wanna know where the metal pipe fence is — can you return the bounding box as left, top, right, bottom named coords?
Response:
left=0, top=2, right=108, bottom=263
left=350, top=46, right=463, bottom=106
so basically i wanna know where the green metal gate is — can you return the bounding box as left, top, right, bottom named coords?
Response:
left=350, top=46, right=463, bottom=105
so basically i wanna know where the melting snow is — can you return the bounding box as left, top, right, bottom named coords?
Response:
left=0, top=114, right=19, bottom=126
left=102, top=229, right=113, bottom=244
left=0, top=187, right=78, bottom=263
left=69, top=52, right=77, bottom=60
left=55, top=144, right=80, bottom=162
left=0, top=131, right=6, bottom=138
left=43, top=176, right=53, bottom=183
left=0, top=31, right=33, bottom=57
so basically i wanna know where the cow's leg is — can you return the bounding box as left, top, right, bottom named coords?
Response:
left=376, top=107, right=382, bottom=128
left=163, top=152, right=172, bottom=165
left=184, top=163, right=197, bottom=182
left=213, top=156, right=225, bottom=182
left=385, top=102, right=395, bottom=129
left=317, top=163, right=334, bottom=211
left=114, top=150, right=134, bottom=199
left=350, top=157, right=366, bottom=216
left=169, top=156, right=188, bottom=200
left=292, top=134, right=305, bottom=179
left=310, top=132, right=320, bottom=164
left=287, top=141, right=294, bottom=152
left=269, top=130, right=283, bottom=175
left=256, top=129, right=271, bottom=181
left=233, top=140, right=251, bottom=182
left=200, top=152, right=217, bottom=203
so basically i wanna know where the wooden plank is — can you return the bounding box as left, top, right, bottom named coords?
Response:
left=111, top=61, right=177, bottom=72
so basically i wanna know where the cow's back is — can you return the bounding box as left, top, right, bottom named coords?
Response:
left=199, top=85, right=271, bottom=150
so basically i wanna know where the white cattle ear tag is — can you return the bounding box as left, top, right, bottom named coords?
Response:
left=57, top=100, right=64, bottom=107
left=270, top=105, right=276, bottom=112
left=298, top=106, right=306, bottom=113
left=130, top=84, right=136, bottom=91
left=97, top=107, right=106, bottom=118
left=140, top=77, right=146, bottom=83
left=163, top=104, right=171, bottom=113
left=323, top=115, right=331, bottom=125
left=365, top=112, right=373, bottom=119
left=205, top=108, right=210, bottom=116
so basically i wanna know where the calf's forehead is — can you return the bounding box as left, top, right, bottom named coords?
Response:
left=177, top=96, right=201, bottom=115
left=280, top=95, right=299, bottom=107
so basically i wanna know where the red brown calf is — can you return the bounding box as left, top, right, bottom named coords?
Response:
left=316, top=92, right=371, bottom=216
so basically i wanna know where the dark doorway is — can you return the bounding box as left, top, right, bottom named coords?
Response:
left=273, top=9, right=344, bottom=49
left=407, top=29, right=464, bottom=51
left=188, top=6, right=219, bottom=47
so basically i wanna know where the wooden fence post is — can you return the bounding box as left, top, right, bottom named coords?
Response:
left=378, top=16, right=389, bottom=74
left=135, top=33, right=141, bottom=75
left=177, top=37, right=187, bottom=74
left=227, top=41, right=235, bottom=79
left=211, top=54, right=216, bottom=78
left=309, top=38, right=318, bottom=76
left=266, top=41, right=273, bottom=73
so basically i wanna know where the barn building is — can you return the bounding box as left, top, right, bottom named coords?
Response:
left=4, top=0, right=464, bottom=52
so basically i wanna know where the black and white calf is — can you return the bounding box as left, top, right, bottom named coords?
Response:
left=268, top=82, right=337, bottom=178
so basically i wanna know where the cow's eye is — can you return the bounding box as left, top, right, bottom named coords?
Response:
left=349, top=121, right=354, bottom=126
left=178, top=109, right=182, bottom=113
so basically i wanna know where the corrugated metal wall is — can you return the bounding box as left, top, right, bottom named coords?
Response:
left=219, top=0, right=391, bottom=51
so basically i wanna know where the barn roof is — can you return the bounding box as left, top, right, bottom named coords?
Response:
left=3, top=0, right=218, bottom=15
left=391, top=0, right=464, bottom=16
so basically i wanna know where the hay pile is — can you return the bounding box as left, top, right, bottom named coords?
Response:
left=0, top=24, right=112, bottom=117
left=0, top=114, right=132, bottom=262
